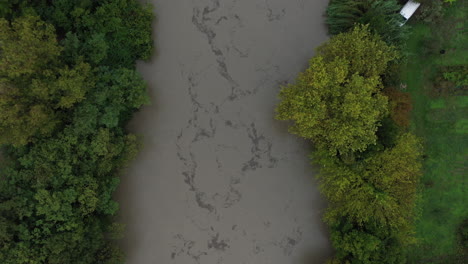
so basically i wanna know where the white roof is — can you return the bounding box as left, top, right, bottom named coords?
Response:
left=400, top=0, right=421, bottom=20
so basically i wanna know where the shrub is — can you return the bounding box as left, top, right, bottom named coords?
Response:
left=315, top=133, right=422, bottom=263
left=326, top=0, right=408, bottom=46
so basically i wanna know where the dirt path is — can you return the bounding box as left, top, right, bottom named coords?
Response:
left=117, top=0, right=331, bottom=263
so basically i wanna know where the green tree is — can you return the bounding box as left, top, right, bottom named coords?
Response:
left=328, top=216, right=409, bottom=264
left=0, top=15, right=94, bottom=146
left=0, top=15, right=61, bottom=78
left=316, top=133, right=422, bottom=263
left=0, top=125, right=136, bottom=263
left=74, top=0, right=154, bottom=67
left=315, top=133, right=422, bottom=228
left=276, top=25, right=397, bottom=155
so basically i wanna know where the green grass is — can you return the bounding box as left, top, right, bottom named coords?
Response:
left=402, top=2, right=468, bottom=263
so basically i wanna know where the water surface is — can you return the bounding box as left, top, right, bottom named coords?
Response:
left=118, top=0, right=331, bottom=263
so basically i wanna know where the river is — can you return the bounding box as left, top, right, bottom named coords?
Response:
left=117, top=0, right=331, bottom=263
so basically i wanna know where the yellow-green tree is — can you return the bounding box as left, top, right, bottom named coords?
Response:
left=316, top=132, right=422, bottom=229
left=316, top=133, right=422, bottom=263
left=0, top=15, right=92, bottom=146
left=276, top=25, right=398, bottom=155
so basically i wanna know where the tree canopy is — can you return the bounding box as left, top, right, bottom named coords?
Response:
left=0, top=15, right=93, bottom=146
left=315, top=133, right=422, bottom=228
left=276, top=25, right=398, bottom=155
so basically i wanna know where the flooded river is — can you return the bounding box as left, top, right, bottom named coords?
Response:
left=117, top=0, right=331, bottom=263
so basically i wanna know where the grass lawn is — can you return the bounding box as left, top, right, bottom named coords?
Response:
left=402, top=1, right=467, bottom=263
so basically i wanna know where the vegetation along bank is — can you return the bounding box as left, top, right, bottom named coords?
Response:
left=276, top=0, right=466, bottom=263
left=0, top=1, right=153, bottom=263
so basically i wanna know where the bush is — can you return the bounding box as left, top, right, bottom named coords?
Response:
left=457, top=219, right=468, bottom=251
left=328, top=216, right=409, bottom=264
left=442, top=65, right=468, bottom=87
left=315, top=133, right=422, bottom=263
left=326, top=0, right=408, bottom=46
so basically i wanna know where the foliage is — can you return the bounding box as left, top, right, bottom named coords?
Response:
left=459, top=219, right=468, bottom=246
left=328, top=217, right=409, bottom=264
left=382, top=60, right=405, bottom=87
left=276, top=25, right=397, bottom=155
left=0, top=0, right=153, bottom=67
left=314, top=133, right=422, bottom=263
left=315, top=133, right=422, bottom=228
left=456, top=219, right=468, bottom=258
left=383, top=87, right=412, bottom=128
left=0, top=0, right=27, bottom=19
left=0, top=0, right=152, bottom=263
left=326, top=0, right=407, bottom=45
left=276, top=22, right=422, bottom=264
left=0, top=127, right=135, bottom=263
left=374, top=116, right=400, bottom=149
left=86, top=0, right=154, bottom=66
left=442, top=65, right=468, bottom=87
left=278, top=2, right=429, bottom=262
left=0, top=15, right=61, bottom=77
left=285, top=0, right=467, bottom=263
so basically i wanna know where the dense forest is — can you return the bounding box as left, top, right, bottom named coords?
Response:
left=0, top=1, right=152, bottom=263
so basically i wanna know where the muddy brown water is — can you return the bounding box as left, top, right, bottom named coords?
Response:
left=117, top=0, right=331, bottom=263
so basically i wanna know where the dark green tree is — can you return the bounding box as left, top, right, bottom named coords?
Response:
left=315, top=132, right=422, bottom=263
left=0, top=0, right=153, bottom=263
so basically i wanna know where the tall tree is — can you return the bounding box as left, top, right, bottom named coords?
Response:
left=315, top=132, right=422, bottom=230
left=276, top=25, right=398, bottom=155
left=316, top=132, right=422, bottom=263
left=0, top=15, right=93, bottom=146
